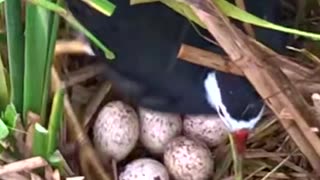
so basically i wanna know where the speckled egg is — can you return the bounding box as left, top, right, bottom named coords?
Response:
left=139, top=107, right=182, bottom=154
left=183, top=114, right=228, bottom=147
left=164, top=136, right=214, bottom=180
left=119, top=158, right=169, bottom=180
left=93, top=101, right=139, bottom=161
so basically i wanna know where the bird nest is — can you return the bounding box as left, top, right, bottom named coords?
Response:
left=1, top=0, right=320, bottom=180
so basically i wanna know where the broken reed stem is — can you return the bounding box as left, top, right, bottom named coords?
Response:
left=178, top=44, right=316, bottom=82
left=0, top=156, right=48, bottom=175
left=55, top=40, right=94, bottom=56
left=178, top=44, right=243, bottom=75
left=183, top=0, right=320, bottom=174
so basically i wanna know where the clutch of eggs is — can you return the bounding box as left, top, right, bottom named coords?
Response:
left=93, top=100, right=228, bottom=179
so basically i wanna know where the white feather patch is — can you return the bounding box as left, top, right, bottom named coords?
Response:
left=204, top=72, right=264, bottom=131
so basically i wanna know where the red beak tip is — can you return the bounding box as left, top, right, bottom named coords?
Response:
left=233, top=129, right=250, bottom=154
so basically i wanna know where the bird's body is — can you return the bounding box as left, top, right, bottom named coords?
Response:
left=65, top=0, right=288, bottom=133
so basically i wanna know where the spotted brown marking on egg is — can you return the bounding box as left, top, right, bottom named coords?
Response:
left=164, top=136, right=213, bottom=180
left=93, top=101, right=139, bottom=161
left=138, top=107, right=182, bottom=154
left=183, top=114, right=228, bottom=147
left=119, top=158, right=169, bottom=180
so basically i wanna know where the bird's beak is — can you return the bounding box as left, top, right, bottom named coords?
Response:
left=232, top=129, right=250, bottom=155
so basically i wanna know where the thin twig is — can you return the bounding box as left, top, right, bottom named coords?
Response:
left=261, top=150, right=297, bottom=180
left=244, top=165, right=267, bottom=180
left=83, top=81, right=112, bottom=131
left=63, top=62, right=106, bottom=87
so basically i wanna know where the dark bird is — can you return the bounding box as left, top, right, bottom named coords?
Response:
left=65, top=0, right=289, bottom=153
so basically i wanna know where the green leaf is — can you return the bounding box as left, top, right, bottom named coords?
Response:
left=2, top=103, right=18, bottom=131
left=82, top=0, right=116, bottom=16
left=0, top=119, right=9, bottom=140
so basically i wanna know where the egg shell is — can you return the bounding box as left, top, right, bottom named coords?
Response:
left=119, top=158, right=169, bottom=180
left=93, top=101, right=139, bottom=161
left=164, top=136, right=214, bottom=180
left=183, top=114, right=228, bottom=147
left=139, top=107, right=182, bottom=154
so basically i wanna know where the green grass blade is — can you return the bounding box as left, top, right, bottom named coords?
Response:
left=215, top=0, right=320, bottom=40
left=32, top=123, right=48, bottom=158
left=23, top=3, right=50, bottom=121
left=40, top=0, right=62, bottom=121
left=82, top=0, right=116, bottom=16
left=46, top=88, right=64, bottom=155
left=0, top=54, right=9, bottom=110
left=4, top=0, right=24, bottom=113
left=27, top=0, right=115, bottom=59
